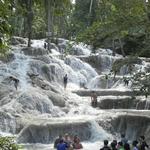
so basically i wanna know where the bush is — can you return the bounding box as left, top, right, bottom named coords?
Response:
left=0, top=137, right=19, bottom=150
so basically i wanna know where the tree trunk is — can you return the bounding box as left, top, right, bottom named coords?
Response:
left=118, top=38, right=126, bottom=57
left=88, top=0, right=94, bottom=26
left=19, top=18, right=24, bottom=37
left=27, top=0, right=33, bottom=47
left=47, top=0, right=51, bottom=51
left=89, top=0, right=93, bottom=15
left=112, top=39, right=116, bottom=56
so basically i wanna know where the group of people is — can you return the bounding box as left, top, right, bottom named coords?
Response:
left=100, top=134, right=149, bottom=150
left=54, top=133, right=83, bottom=150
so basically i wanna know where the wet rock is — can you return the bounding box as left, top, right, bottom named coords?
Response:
left=45, top=91, right=66, bottom=107
left=28, top=59, right=64, bottom=84
left=49, top=43, right=59, bottom=52
left=0, top=111, right=17, bottom=134
left=22, top=47, right=48, bottom=56
left=98, top=96, right=150, bottom=110
left=73, top=89, right=137, bottom=97
left=77, top=54, right=119, bottom=73
left=17, top=92, right=53, bottom=113
left=33, top=56, right=51, bottom=64
left=17, top=121, right=92, bottom=143
left=0, top=83, right=14, bottom=106
left=98, top=97, right=137, bottom=109
left=88, top=75, right=122, bottom=89
left=10, top=36, right=27, bottom=45
left=110, top=114, right=150, bottom=143
left=70, top=44, right=90, bottom=56
left=0, top=53, right=15, bottom=63
left=58, top=43, right=66, bottom=53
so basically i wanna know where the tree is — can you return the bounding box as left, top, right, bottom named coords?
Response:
left=44, top=0, right=71, bottom=50
left=0, top=0, right=11, bottom=55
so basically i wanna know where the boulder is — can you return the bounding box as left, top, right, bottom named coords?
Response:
left=45, top=91, right=66, bottom=107
left=17, top=92, right=53, bottom=113
left=22, top=47, right=48, bottom=56
left=0, top=53, right=15, bottom=63
left=10, top=36, right=27, bottom=45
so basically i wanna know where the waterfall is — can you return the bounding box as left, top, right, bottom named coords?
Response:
left=0, top=38, right=150, bottom=150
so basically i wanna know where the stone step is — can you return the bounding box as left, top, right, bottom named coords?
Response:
left=17, top=118, right=93, bottom=144
left=73, top=89, right=142, bottom=97
left=97, top=96, right=149, bottom=110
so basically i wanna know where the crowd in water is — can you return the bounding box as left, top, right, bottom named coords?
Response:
left=100, top=134, right=149, bottom=150
left=54, top=133, right=83, bottom=150
left=54, top=133, right=149, bottom=150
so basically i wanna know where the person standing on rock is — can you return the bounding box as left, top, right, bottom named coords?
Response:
left=91, top=91, right=97, bottom=107
left=63, top=74, right=68, bottom=90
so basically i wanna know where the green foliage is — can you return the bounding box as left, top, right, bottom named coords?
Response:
left=0, top=137, right=20, bottom=150
left=32, top=3, right=46, bottom=39
left=70, top=0, right=150, bottom=57
left=68, top=0, right=98, bottom=37
left=0, top=0, right=11, bottom=55
left=64, top=41, right=74, bottom=56
left=131, top=72, right=150, bottom=97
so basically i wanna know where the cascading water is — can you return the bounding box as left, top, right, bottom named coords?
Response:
left=0, top=38, right=150, bottom=150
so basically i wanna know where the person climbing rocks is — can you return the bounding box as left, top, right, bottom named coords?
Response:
left=100, top=140, right=111, bottom=150
left=9, top=76, right=19, bottom=90
left=44, top=42, right=47, bottom=49
left=57, top=139, right=68, bottom=150
left=91, top=91, right=97, bottom=107
left=54, top=135, right=63, bottom=148
left=63, top=74, right=68, bottom=90
left=138, top=136, right=149, bottom=150
left=73, top=137, right=83, bottom=149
